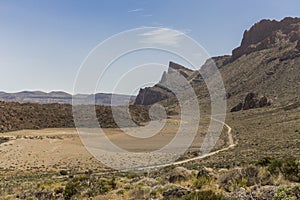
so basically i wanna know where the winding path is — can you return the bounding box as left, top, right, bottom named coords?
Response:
left=137, top=117, right=236, bottom=171
left=94, top=117, right=236, bottom=174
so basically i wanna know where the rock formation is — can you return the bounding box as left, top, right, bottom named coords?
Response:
left=231, top=17, right=300, bottom=61
left=230, top=93, right=272, bottom=112
left=135, top=17, right=300, bottom=110
left=134, top=62, right=193, bottom=105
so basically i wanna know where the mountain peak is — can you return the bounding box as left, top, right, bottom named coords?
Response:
left=231, top=17, right=300, bottom=61
left=168, top=61, right=192, bottom=71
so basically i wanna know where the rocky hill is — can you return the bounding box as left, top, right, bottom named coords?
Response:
left=134, top=17, right=300, bottom=110
left=134, top=61, right=193, bottom=105
left=0, top=91, right=135, bottom=106
left=0, top=101, right=150, bottom=133
left=231, top=17, right=300, bottom=61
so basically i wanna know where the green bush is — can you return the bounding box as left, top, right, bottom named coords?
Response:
left=293, top=185, right=300, bottom=199
left=274, top=187, right=295, bottom=200
left=63, top=176, right=88, bottom=199
left=59, top=170, right=68, bottom=176
left=256, top=157, right=299, bottom=180
left=259, top=157, right=300, bottom=182
left=87, top=177, right=116, bottom=197
left=193, top=176, right=211, bottom=189
left=64, top=180, right=81, bottom=199
left=178, top=190, right=229, bottom=200
left=267, top=158, right=283, bottom=175
left=281, top=158, right=299, bottom=182
left=256, top=157, right=272, bottom=166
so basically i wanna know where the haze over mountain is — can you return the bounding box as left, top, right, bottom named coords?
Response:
left=0, top=91, right=135, bottom=106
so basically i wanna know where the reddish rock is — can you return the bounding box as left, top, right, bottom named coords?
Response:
left=231, top=17, right=300, bottom=61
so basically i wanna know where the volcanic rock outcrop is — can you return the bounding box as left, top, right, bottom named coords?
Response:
left=231, top=17, right=300, bottom=61
left=230, top=93, right=272, bottom=112
left=134, top=17, right=300, bottom=109
left=134, top=62, right=194, bottom=105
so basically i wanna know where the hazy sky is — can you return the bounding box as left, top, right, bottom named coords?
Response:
left=0, top=0, right=299, bottom=94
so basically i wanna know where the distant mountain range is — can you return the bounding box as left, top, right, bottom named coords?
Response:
left=0, top=91, right=135, bottom=106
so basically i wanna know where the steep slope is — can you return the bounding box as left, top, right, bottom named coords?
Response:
left=220, top=18, right=300, bottom=107
left=134, top=17, right=300, bottom=109
left=134, top=61, right=193, bottom=105
left=131, top=17, right=300, bottom=173
left=231, top=17, right=300, bottom=61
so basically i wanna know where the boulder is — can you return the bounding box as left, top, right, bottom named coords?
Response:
left=230, top=102, right=243, bottom=112
left=243, top=93, right=261, bottom=110
left=231, top=93, right=272, bottom=112
left=168, top=167, right=193, bottom=183
left=162, top=187, right=189, bottom=199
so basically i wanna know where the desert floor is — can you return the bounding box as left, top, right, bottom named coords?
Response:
left=0, top=117, right=225, bottom=173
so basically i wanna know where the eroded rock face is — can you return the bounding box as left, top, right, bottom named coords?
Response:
left=135, top=18, right=300, bottom=108
left=231, top=93, right=272, bottom=112
left=134, top=86, right=171, bottom=105
left=134, top=62, right=193, bottom=105
left=231, top=17, right=300, bottom=61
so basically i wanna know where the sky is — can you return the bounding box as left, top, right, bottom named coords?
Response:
left=0, top=0, right=299, bottom=94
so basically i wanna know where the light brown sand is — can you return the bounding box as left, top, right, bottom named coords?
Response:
left=0, top=118, right=213, bottom=173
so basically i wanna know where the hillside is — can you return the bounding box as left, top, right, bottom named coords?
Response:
left=135, top=17, right=300, bottom=110
left=0, top=101, right=150, bottom=132
left=132, top=16, right=300, bottom=167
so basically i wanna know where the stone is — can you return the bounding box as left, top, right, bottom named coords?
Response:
left=168, top=167, right=193, bottom=183
left=231, top=93, right=272, bottom=112
left=162, top=187, right=189, bottom=199
left=230, top=102, right=243, bottom=112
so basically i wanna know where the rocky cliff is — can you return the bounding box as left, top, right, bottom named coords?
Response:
left=134, top=17, right=300, bottom=109
left=231, top=17, right=300, bottom=61
left=134, top=62, right=193, bottom=105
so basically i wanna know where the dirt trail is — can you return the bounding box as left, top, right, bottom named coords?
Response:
left=0, top=117, right=235, bottom=173
left=137, top=117, right=235, bottom=171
